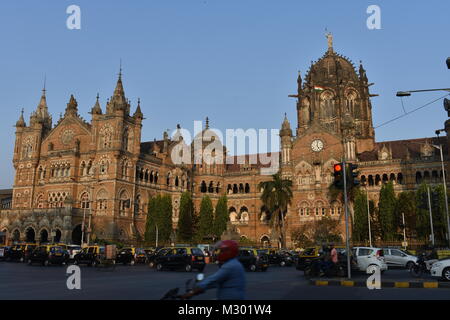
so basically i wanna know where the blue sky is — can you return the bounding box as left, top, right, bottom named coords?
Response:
left=0, top=0, right=449, bottom=188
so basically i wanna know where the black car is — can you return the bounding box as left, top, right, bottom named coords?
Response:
left=238, top=248, right=269, bottom=272
left=73, top=246, right=105, bottom=266
left=259, top=249, right=294, bottom=267
left=8, top=244, right=37, bottom=262
left=116, top=247, right=136, bottom=265
left=27, top=245, right=69, bottom=266
left=154, top=247, right=206, bottom=272
left=148, top=247, right=171, bottom=268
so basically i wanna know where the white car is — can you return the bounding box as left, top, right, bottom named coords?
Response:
left=352, top=247, right=388, bottom=273
left=382, top=248, right=417, bottom=269
left=67, top=245, right=82, bottom=260
left=430, top=259, right=450, bottom=281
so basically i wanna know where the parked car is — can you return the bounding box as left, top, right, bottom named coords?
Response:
left=430, top=258, right=450, bottom=281
left=382, top=248, right=417, bottom=269
left=27, top=245, right=69, bottom=266
left=352, top=247, right=388, bottom=273
left=154, top=247, right=206, bottom=272
left=258, top=248, right=294, bottom=267
left=148, top=247, right=171, bottom=268
left=66, top=245, right=82, bottom=261
left=237, top=248, right=269, bottom=272
left=0, top=246, right=12, bottom=261
left=116, top=247, right=137, bottom=265
left=8, top=244, right=37, bottom=262
left=135, top=248, right=150, bottom=264
left=73, top=245, right=105, bottom=266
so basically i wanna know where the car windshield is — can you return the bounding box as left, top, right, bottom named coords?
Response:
left=257, top=249, right=268, bottom=255
left=191, top=248, right=203, bottom=256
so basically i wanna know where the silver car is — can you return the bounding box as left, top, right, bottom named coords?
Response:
left=382, top=248, right=417, bottom=269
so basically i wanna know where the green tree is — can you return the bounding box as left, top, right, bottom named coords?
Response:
left=177, top=192, right=195, bottom=242
left=395, top=191, right=417, bottom=239
left=353, top=188, right=369, bottom=242
left=416, top=184, right=431, bottom=241
left=430, top=185, right=448, bottom=244
left=144, top=194, right=173, bottom=245
left=377, top=181, right=398, bottom=241
left=259, top=173, right=293, bottom=248
left=145, top=196, right=158, bottom=242
left=213, top=195, right=229, bottom=241
left=198, top=195, right=214, bottom=242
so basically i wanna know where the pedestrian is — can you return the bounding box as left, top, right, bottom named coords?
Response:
left=330, top=244, right=338, bottom=265
left=180, top=240, right=246, bottom=300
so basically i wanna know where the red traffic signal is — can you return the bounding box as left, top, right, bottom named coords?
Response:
left=334, top=163, right=343, bottom=173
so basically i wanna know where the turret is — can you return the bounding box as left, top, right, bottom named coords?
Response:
left=280, top=114, right=292, bottom=165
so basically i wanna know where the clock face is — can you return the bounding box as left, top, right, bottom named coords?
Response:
left=311, top=139, right=324, bottom=152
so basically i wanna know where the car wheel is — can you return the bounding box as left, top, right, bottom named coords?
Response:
left=406, top=261, right=415, bottom=270
left=443, top=267, right=450, bottom=281
left=149, top=261, right=155, bottom=268
left=249, top=264, right=257, bottom=272
left=20, top=257, right=24, bottom=263
left=73, top=260, right=78, bottom=265
left=130, top=260, right=135, bottom=266
left=185, top=264, right=192, bottom=272
left=44, top=260, right=49, bottom=267
left=280, top=261, right=286, bottom=267
left=156, top=263, right=163, bottom=271
left=27, top=259, right=32, bottom=265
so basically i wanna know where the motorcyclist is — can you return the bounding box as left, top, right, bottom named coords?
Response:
left=180, top=240, right=246, bottom=300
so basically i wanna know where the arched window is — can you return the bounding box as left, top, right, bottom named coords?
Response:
left=416, top=172, right=423, bottom=184
left=424, top=171, right=431, bottom=182
left=216, top=182, right=220, bottom=193
left=432, top=170, right=439, bottom=183
left=122, top=128, right=129, bottom=151
left=368, top=175, right=374, bottom=186
left=233, top=184, right=238, bottom=194
left=166, top=172, right=171, bottom=186
left=229, top=207, right=238, bottom=223
left=208, top=181, right=214, bottom=193
left=119, top=190, right=130, bottom=215
left=144, top=170, right=149, bottom=182
left=239, top=184, right=244, bottom=193
left=389, top=173, right=396, bottom=183
left=375, top=175, right=381, bottom=186
left=154, top=172, right=159, bottom=184
left=200, top=181, right=207, bottom=193
left=81, top=192, right=90, bottom=209
left=150, top=171, right=154, bottom=183
left=397, top=173, right=404, bottom=185
left=175, top=176, right=180, bottom=187
left=97, top=189, right=108, bottom=210
left=245, top=183, right=250, bottom=193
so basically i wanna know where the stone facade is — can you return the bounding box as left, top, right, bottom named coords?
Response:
left=1, top=39, right=449, bottom=247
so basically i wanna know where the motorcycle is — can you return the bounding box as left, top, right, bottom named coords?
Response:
left=161, top=273, right=205, bottom=300
left=304, top=259, right=345, bottom=278
left=410, top=253, right=432, bottom=277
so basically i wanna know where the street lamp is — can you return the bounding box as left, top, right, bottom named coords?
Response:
left=396, top=88, right=450, bottom=97
left=435, top=130, right=450, bottom=247
left=446, top=57, right=450, bottom=70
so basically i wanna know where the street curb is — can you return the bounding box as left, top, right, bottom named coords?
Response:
left=309, top=278, right=450, bottom=289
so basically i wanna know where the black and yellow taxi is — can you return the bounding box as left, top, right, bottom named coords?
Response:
left=27, top=245, right=69, bottom=266
left=296, top=246, right=322, bottom=271
left=0, top=246, right=12, bottom=261
left=8, top=243, right=37, bottom=262
left=116, top=247, right=137, bottom=265
left=238, top=247, right=269, bottom=272
left=154, top=247, right=206, bottom=272
left=148, top=247, right=171, bottom=268
left=135, top=248, right=152, bottom=264
left=257, top=248, right=294, bottom=267
left=73, top=245, right=105, bottom=267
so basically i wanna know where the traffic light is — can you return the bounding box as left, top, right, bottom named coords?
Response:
left=333, top=163, right=344, bottom=189
left=348, top=163, right=360, bottom=187
left=444, top=98, right=450, bottom=117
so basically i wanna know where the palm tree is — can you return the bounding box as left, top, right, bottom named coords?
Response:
left=258, top=173, right=293, bottom=248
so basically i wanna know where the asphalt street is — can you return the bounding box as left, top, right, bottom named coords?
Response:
left=0, top=262, right=449, bottom=300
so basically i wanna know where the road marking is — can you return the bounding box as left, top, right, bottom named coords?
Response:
left=340, top=280, right=354, bottom=287
left=394, top=282, right=410, bottom=288
left=423, top=282, right=438, bottom=288
left=316, top=281, right=328, bottom=286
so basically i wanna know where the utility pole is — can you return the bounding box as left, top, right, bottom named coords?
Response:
left=366, top=186, right=372, bottom=247
left=427, top=186, right=435, bottom=246
left=342, top=160, right=351, bottom=279
left=402, top=212, right=407, bottom=250
left=155, top=224, right=159, bottom=248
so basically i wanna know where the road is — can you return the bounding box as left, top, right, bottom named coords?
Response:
left=0, top=262, right=449, bottom=300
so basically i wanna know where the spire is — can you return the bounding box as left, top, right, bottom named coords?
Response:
left=205, top=117, right=209, bottom=129
left=91, top=93, right=102, bottom=115
left=133, top=98, right=143, bottom=119
left=16, top=108, right=26, bottom=127
left=65, top=94, right=78, bottom=117
left=108, top=63, right=129, bottom=113
left=280, top=113, right=292, bottom=137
